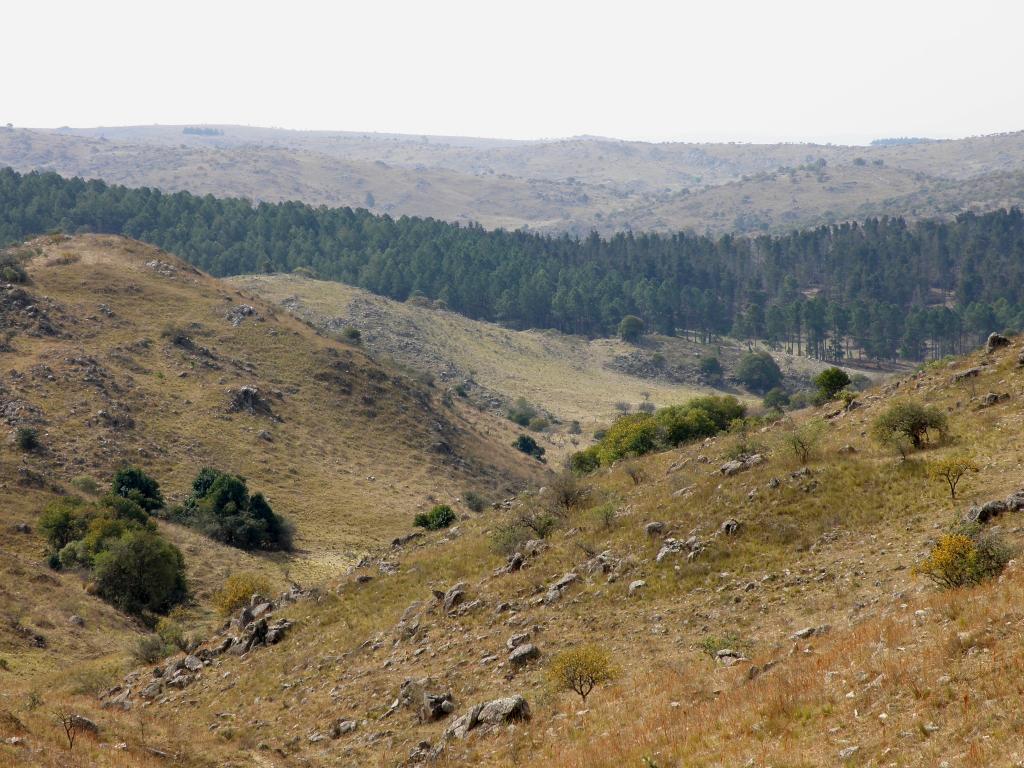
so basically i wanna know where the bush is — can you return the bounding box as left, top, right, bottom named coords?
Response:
left=813, top=367, right=851, bottom=402
left=914, top=526, right=1012, bottom=589
left=763, top=387, right=790, bottom=410
left=112, top=466, right=164, bottom=512
left=39, top=498, right=91, bottom=551
left=463, top=491, right=487, bottom=513
left=175, top=468, right=293, bottom=551
left=618, top=315, right=644, bottom=343
left=546, top=473, right=589, bottom=515
left=214, top=572, right=272, bottom=617
left=735, top=351, right=782, bottom=393
left=507, top=398, right=539, bottom=427
left=782, top=419, right=826, bottom=463
left=699, top=355, right=723, bottom=380
left=569, top=445, right=601, bottom=474
left=871, top=401, right=948, bottom=457
left=517, top=509, right=558, bottom=539
left=513, top=434, right=546, bottom=459
left=156, top=616, right=189, bottom=652
left=340, top=326, right=361, bottom=343
left=414, top=504, right=457, bottom=531
left=133, top=635, right=171, bottom=665
left=14, top=427, right=39, bottom=452
left=94, top=530, right=187, bottom=615
left=71, top=476, right=100, bottom=495
left=549, top=646, right=615, bottom=704
left=491, top=521, right=531, bottom=556
left=528, top=416, right=550, bottom=432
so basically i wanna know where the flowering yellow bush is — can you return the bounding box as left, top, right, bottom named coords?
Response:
left=914, top=530, right=1011, bottom=589
left=549, top=645, right=615, bottom=704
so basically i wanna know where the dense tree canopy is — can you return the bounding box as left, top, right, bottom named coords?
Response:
left=3, top=167, right=1024, bottom=361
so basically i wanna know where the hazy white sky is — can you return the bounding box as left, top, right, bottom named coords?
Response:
left=4, top=0, right=1022, bottom=144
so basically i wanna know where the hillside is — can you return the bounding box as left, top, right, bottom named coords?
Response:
left=5, top=125, right=1024, bottom=235
left=4, top=278, right=1024, bottom=767
left=226, top=273, right=859, bottom=433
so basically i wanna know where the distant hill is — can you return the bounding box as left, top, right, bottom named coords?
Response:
left=4, top=124, right=1024, bottom=235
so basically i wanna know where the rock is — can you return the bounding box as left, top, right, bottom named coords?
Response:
left=981, top=391, right=1010, bottom=407
left=542, top=572, right=578, bottom=605
left=790, top=624, right=830, bottom=641
left=838, top=745, right=860, bottom=760
left=506, top=633, right=530, bottom=651
left=837, top=444, right=857, bottom=454
left=628, top=579, right=646, bottom=596
left=952, top=366, right=982, bottom=382
left=985, top=332, right=1010, bottom=353
left=523, top=539, right=547, bottom=557
left=265, top=618, right=292, bottom=645
left=68, top=614, right=85, bottom=627
left=70, top=715, right=99, bottom=734
left=14, top=522, right=30, bottom=533
left=1005, top=490, right=1024, bottom=511
left=644, top=521, right=665, bottom=536
left=226, top=385, right=276, bottom=418
left=720, top=454, right=764, bottom=476
left=391, top=531, right=424, bottom=549
left=720, top=518, right=741, bottom=536
left=508, top=643, right=540, bottom=667
left=477, top=695, right=531, bottom=726
left=139, top=680, right=163, bottom=700
left=183, top=655, right=203, bottom=672
left=396, top=677, right=455, bottom=723
left=329, top=720, right=358, bottom=738
left=966, top=499, right=1009, bottom=524
left=442, top=583, right=467, bottom=613
left=225, top=305, right=259, bottom=327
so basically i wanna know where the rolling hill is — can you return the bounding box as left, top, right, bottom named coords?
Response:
left=5, top=125, right=1024, bottom=235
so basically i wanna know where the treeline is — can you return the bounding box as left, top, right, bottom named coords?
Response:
left=2, top=167, right=1024, bottom=361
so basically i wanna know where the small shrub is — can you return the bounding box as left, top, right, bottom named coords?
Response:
left=15, top=427, right=39, bottom=452
left=528, top=416, right=551, bottom=432
left=513, top=434, right=546, bottom=459
left=637, top=401, right=655, bottom=414
left=622, top=463, right=646, bottom=485
left=71, top=476, right=100, bottom=495
left=549, top=646, right=615, bottom=704
left=517, top=510, right=558, bottom=539
left=914, top=527, right=1012, bottom=589
left=618, top=315, right=644, bottom=343
left=813, top=367, right=851, bottom=402
left=569, top=445, right=601, bottom=474
left=699, top=355, right=723, bottom=380
left=413, top=504, right=457, bottom=531
left=94, top=531, right=187, bottom=615
left=592, top=502, right=617, bottom=529
left=568, top=420, right=582, bottom=435
left=491, top=521, right=531, bottom=556
left=132, top=635, right=170, bottom=665
left=156, top=616, right=189, bottom=652
left=546, top=473, right=589, bottom=515
left=507, top=398, right=539, bottom=427
left=340, top=326, right=361, bottom=343
left=463, top=491, right=487, bottom=513
left=214, top=572, right=272, bottom=617
left=782, top=419, right=826, bottom=463
left=763, top=387, right=790, bottom=411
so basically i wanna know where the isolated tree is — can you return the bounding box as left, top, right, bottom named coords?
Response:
left=813, top=367, right=851, bottom=402
left=735, top=351, right=782, bottom=393
left=549, top=646, right=614, bottom=704
left=871, top=401, right=948, bottom=456
left=929, top=454, right=979, bottom=500
left=55, top=708, right=79, bottom=750
left=618, top=315, right=644, bottom=343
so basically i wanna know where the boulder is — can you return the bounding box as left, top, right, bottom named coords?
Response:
left=442, top=583, right=467, bottom=613
left=986, top=332, right=1011, bottom=353
left=1005, top=490, right=1024, bottom=511
left=329, top=719, right=358, bottom=738
left=628, top=579, right=646, bottom=596
left=506, top=633, right=530, bottom=651
left=508, top=644, right=540, bottom=668
left=70, top=715, right=99, bottom=734
left=396, top=677, right=455, bottom=723
left=719, top=518, right=741, bottom=536
left=68, top=615, right=85, bottom=627
left=477, top=696, right=531, bottom=726
left=952, top=366, right=982, bottom=383
left=644, top=521, right=665, bottom=536
left=966, top=499, right=1009, bottom=524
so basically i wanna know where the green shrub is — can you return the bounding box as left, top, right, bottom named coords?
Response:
left=569, top=445, right=601, bottom=474
left=39, top=497, right=91, bottom=551
left=156, top=616, right=189, bottom=652
left=735, top=351, right=782, bottom=393
left=112, top=466, right=164, bottom=512
left=513, top=434, right=546, bottom=459
left=94, top=530, right=187, bottom=615
left=71, top=476, right=100, bottom=495
left=340, top=326, right=361, bottom=343
left=413, top=504, right=457, bottom=531
left=813, top=367, right=851, bottom=402
left=491, top=521, right=531, bottom=556
left=618, top=315, right=644, bottom=343
left=699, top=355, right=723, bottom=380
left=174, top=468, right=293, bottom=551
left=14, top=427, right=39, bottom=452
left=528, top=416, right=551, bottom=432
left=507, top=398, right=540, bottom=427
left=763, top=387, right=790, bottom=410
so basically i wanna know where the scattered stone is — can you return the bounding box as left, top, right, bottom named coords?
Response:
left=720, top=454, right=765, bottom=476
left=628, top=579, right=646, bottom=596
left=227, top=385, right=277, bottom=418
left=838, top=745, right=860, bottom=760
left=952, top=366, right=982, bottom=383
left=719, top=518, right=741, bottom=536
left=506, top=633, right=530, bottom=651
left=966, top=499, right=1009, bottom=524
left=508, top=643, right=540, bottom=667
left=442, top=583, right=467, bottom=613
left=68, top=614, right=85, bottom=627
left=644, top=521, right=665, bottom=536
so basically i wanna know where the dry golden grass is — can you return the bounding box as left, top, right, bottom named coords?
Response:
left=4, top=243, right=1024, bottom=766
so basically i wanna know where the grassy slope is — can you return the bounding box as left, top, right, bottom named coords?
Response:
left=5, top=326, right=1022, bottom=766
left=0, top=234, right=545, bottom=735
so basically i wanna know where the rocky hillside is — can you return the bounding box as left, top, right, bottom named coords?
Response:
left=3, top=273, right=1024, bottom=766
left=5, top=126, right=1024, bottom=235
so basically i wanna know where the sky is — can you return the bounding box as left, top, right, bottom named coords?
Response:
left=4, top=0, right=1022, bottom=145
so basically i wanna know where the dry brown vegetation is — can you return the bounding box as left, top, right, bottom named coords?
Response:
left=4, top=235, right=1024, bottom=767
